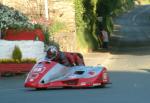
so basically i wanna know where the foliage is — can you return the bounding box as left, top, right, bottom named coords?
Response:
left=75, top=0, right=86, bottom=50
left=12, top=45, right=22, bottom=61
left=0, top=3, right=34, bottom=30
left=34, top=23, right=43, bottom=30
left=0, top=58, right=36, bottom=63
left=33, top=22, right=51, bottom=45
left=75, top=0, right=98, bottom=51
left=96, top=0, right=135, bottom=34
left=43, top=29, right=50, bottom=45
left=49, top=21, right=65, bottom=35
left=20, top=58, right=36, bottom=63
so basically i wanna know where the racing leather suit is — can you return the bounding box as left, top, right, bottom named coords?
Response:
left=55, top=52, right=71, bottom=66
left=46, top=51, right=84, bottom=66
left=65, top=52, right=85, bottom=66
left=45, top=51, right=71, bottom=66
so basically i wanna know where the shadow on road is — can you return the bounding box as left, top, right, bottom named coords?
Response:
left=108, top=45, right=150, bottom=56
left=25, top=86, right=111, bottom=92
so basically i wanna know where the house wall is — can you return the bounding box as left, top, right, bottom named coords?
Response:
left=0, top=40, right=45, bottom=60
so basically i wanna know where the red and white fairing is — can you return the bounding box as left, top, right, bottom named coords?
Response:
left=24, top=60, right=110, bottom=89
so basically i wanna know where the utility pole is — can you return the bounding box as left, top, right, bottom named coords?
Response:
left=44, top=0, right=49, bottom=20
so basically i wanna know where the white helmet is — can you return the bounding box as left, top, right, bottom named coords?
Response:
left=47, top=45, right=58, bottom=59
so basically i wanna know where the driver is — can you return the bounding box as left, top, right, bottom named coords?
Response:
left=45, top=45, right=71, bottom=66
left=45, top=45, right=84, bottom=66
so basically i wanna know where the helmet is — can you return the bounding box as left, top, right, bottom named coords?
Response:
left=47, top=45, right=58, bottom=59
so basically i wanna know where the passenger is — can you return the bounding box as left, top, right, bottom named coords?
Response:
left=65, top=52, right=85, bottom=66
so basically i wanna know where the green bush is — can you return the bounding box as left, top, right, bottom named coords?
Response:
left=33, top=23, right=51, bottom=45
left=34, top=23, right=43, bottom=30
left=12, top=45, right=22, bottom=61
left=75, top=0, right=98, bottom=52
left=20, top=58, right=36, bottom=63
left=0, top=58, right=36, bottom=63
left=43, top=29, right=50, bottom=45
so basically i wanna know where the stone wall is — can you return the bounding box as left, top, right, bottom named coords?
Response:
left=49, top=0, right=77, bottom=52
left=0, top=0, right=45, bottom=18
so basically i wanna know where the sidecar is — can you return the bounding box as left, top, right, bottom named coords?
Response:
left=24, top=60, right=110, bottom=89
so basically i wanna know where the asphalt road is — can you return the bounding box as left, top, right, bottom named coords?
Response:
left=1, top=5, right=150, bottom=103
left=111, top=5, right=150, bottom=47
